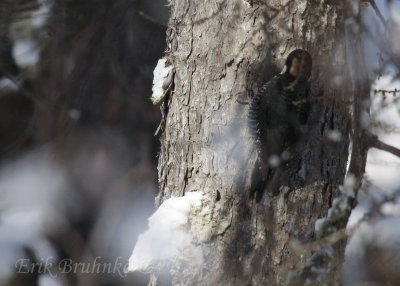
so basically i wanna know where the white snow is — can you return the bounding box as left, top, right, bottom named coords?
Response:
left=0, top=150, right=66, bottom=210
left=346, top=203, right=366, bottom=229
left=332, top=75, right=343, bottom=87
left=0, top=149, right=69, bottom=281
left=68, top=109, right=81, bottom=120
left=150, top=58, right=173, bottom=104
left=268, top=155, right=281, bottom=168
left=381, top=202, right=400, bottom=216
left=12, top=40, right=40, bottom=68
left=340, top=174, right=356, bottom=199
left=128, top=191, right=203, bottom=272
left=0, top=77, right=18, bottom=92
left=326, top=129, right=342, bottom=142
left=314, top=217, right=325, bottom=233
left=0, top=208, right=60, bottom=280
left=31, top=0, right=52, bottom=29
left=315, top=187, right=353, bottom=234
left=39, top=275, right=63, bottom=286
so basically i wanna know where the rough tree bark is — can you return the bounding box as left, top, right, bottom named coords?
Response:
left=155, top=0, right=349, bottom=285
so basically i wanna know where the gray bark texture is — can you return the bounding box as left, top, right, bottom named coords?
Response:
left=154, top=0, right=349, bottom=285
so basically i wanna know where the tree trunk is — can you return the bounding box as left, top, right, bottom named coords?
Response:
left=155, top=0, right=349, bottom=285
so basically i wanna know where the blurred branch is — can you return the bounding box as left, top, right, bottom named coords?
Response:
left=6, top=75, right=55, bottom=108
left=366, top=133, right=400, bottom=158
left=292, top=95, right=351, bottom=106
left=367, top=0, right=390, bottom=32
left=138, top=11, right=167, bottom=27
left=291, top=227, right=347, bottom=254
left=292, top=95, right=336, bottom=105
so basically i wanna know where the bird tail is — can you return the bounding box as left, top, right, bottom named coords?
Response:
left=249, top=161, right=268, bottom=202
left=249, top=161, right=277, bottom=201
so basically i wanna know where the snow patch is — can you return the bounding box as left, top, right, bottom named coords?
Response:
left=12, top=40, right=40, bottom=68
left=128, top=191, right=203, bottom=272
left=314, top=217, right=325, bottom=233
left=0, top=149, right=67, bottom=210
left=332, top=75, right=343, bottom=87
left=32, top=0, right=52, bottom=29
left=150, top=58, right=173, bottom=104
left=315, top=187, right=354, bottom=237
left=343, top=173, right=356, bottom=196
left=0, top=77, right=18, bottom=92
left=326, top=129, right=342, bottom=142
left=268, top=155, right=280, bottom=168
left=39, top=275, right=63, bottom=286
left=381, top=202, right=400, bottom=216
left=68, top=109, right=81, bottom=120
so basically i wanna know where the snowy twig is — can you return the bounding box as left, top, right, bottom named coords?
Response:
left=373, top=89, right=400, bottom=96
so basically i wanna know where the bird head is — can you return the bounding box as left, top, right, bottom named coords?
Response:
left=284, top=49, right=312, bottom=81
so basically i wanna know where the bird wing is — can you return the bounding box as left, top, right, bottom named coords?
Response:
left=248, top=79, right=274, bottom=151
left=248, top=76, right=283, bottom=168
left=247, top=77, right=282, bottom=200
